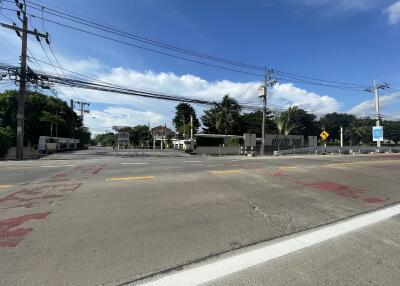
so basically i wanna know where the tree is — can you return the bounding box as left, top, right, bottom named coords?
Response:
left=239, top=110, right=277, bottom=137
left=0, top=90, right=81, bottom=146
left=345, top=119, right=370, bottom=145
left=40, top=111, right=66, bottom=137
left=201, top=108, right=218, bottom=134
left=319, top=113, right=356, bottom=141
left=0, top=127, right=12, bottom=158
left=131, top=125, right=151, bottom=146
left=172, top=103, right=200, bottom=139
left=201, top=94, right=241, bottom=135
left=383, top=120, right=400, bottom=144
left=274, top=106, right=299, bottom=135
left=289, top=108, right=318, bottom=136
left=95, top=132, right=117, bottom=146
left=76, top=126, right=91, bottom=145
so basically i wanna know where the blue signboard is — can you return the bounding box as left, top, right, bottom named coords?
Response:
left=373, top=126, right=383, bottom=142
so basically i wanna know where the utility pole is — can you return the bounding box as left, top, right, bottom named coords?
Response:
left=340, top=127, right=343, bottom=148
left=70, top=99, right=75, bottom=138
left=190, top=115, right=193, bottom=141
left=148, top=121, right=150, bottom=148
left=1, top=0, right=49, bottom=159
left=160, top=125, right=164, bottom=149
left=258, top=68, right=276, bottom=156
left=366, top=80, right=389, bottom=148
left=75, top=101, right=90, bottom=120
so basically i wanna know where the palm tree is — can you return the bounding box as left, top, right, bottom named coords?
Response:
left=346, top=120, right=369, bottom=146
left=283, top=106, right=298, bottom=135
left=214, top=94, right=241, bottom=136
left=275, top=113, right=285, bottom=135
left=274, top=106, right=299, bottom=135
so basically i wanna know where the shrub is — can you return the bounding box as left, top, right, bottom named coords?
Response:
left=0, top=127, right=11, bottom=158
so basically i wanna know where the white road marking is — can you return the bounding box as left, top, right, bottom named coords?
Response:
left=183, top=161, right=203, bottom=163
left=120, top=162, right=148, bottom=165
left=135, top=203, right=400, bottom=286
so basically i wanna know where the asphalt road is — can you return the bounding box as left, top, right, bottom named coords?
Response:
left=0, top=148, right=399, bottom=285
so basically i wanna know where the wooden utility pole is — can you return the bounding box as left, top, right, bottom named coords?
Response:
left=0, top=0, right=49, bottom=159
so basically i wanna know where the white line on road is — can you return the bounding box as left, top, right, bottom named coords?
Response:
left=135, top=203, right=400, bottom=286
left=120, top=162, right=148, bottom=165
left=183, top=161, right=203, bottom=163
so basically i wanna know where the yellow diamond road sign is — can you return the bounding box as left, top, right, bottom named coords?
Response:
left=320, top=130, right=330, bottom=140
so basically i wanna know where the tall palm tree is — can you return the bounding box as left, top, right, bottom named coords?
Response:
left=214, top=94, right=241, bottom=136
left=283, top=106, right=298, bottom=135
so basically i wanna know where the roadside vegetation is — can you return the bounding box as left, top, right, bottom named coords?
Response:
left=0, top=90, right=91, bottom=158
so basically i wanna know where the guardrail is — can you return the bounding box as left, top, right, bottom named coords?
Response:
left=274, top=146, right=400, bottom=156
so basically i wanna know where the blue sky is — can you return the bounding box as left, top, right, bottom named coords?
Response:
left=1, top=0, right=400, bottom=133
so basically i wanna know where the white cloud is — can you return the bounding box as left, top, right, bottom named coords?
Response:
left=385, top=1, right=400, bottom=24
left=0, top=29, right=343, bottom=132
left=286, top=0, right=378, bottom=12
left=270, top=83, right=340, bottom=114
left=349, top=91, right=400, bottom=115
left=85, top=107, right=165, bottom=135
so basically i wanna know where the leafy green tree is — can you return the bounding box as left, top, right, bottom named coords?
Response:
left=40, top=111, right=66, bottom=137
left=319, top=113, right=356, bottom=141
left=0, top=90, right=81, bottom=146
left=201, top=108, right=219, bottom=134
left=76, top=126, right=91, bottom=145
left=95, top=132, right=117, bottom=146
left=0, top=127, right=12, bottom=158
left=239, top=110, right=277, bottom=136
left=383, top=120, right=400, bottom=144
left=131, top=125, right=151, bottom=146
left=173, top=103, right=200, bottom=139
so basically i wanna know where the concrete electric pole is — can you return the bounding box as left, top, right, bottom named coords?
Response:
left=258, top=68, right=276, bottom=156
left=1, top=1, right=49, bottom=159
left=75, top=101, right=90, bottom=120
left=366, top=80, right=389, bottom=148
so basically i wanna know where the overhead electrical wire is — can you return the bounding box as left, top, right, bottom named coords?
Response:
left=1, top=0, right=371, bottom=90
left=24, top=0, right=265, bottom=71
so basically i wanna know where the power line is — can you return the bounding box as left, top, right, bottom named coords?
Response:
left=274, top=70, right=369, bottom=88
left=26, top=14, right=265, bottom=78
left=23, top=0, right=265, bottom=71
left=0, top=1, right=385, bottom=92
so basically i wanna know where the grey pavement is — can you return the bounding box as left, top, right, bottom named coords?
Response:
left=205, top=215, right=400, bottom=286
left=0, top=148, right=399, bottom=285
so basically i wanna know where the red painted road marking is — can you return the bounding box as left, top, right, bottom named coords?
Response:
left=268, top=171, right=285, bottom=177
left=76, top=164, right=106, bottom=175
left=0, top=183, right=82, bottom=209
left=0, top=212, right=50, bottom=248
left=295, top=180, right=389, bottom=204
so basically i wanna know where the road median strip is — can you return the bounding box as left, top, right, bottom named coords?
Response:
left=105, top=176, right=155, bottom=182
